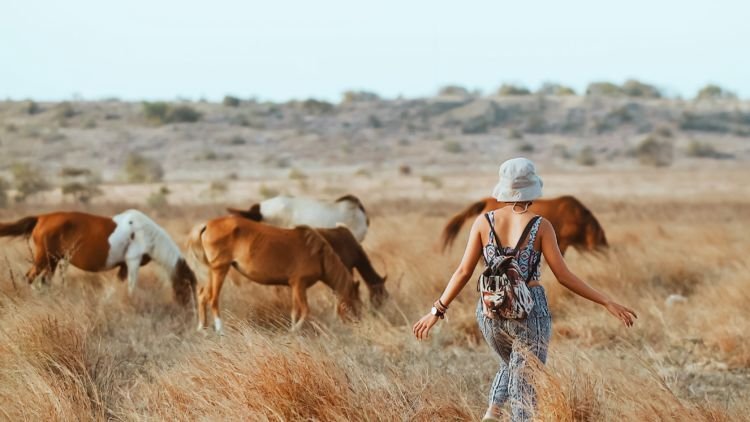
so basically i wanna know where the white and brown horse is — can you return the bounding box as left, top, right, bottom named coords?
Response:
left=227, top=194, right=370, bottom=242
left=187, top=215, right=362, bottom=333
left=0, top=210, right=197, bottom=305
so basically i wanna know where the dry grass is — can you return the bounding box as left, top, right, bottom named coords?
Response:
left=0, top=189, right=749, bottom=421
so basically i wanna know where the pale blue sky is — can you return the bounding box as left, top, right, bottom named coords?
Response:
left=2, top=0, right=747, bottom=101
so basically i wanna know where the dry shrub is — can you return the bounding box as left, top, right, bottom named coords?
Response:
left=0, top=299, right=110, bottom=420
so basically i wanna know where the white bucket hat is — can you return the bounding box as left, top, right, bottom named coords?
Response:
left=491, top=157, right=543, bottom=202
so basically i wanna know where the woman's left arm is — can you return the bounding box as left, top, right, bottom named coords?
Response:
left=412, top=217, right=483, bottom=340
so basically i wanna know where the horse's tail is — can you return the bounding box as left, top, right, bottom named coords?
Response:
left=0, top=216, right=38, bottom=238
left=186, top=223, right=209, bottom=267
left=440, top=199, right=489, bottom=252
left=226, top=204, right=262, bottom=221
left=185, top=223, right=209, bottom=317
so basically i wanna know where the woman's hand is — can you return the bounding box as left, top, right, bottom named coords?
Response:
left=412, top=313, right=440, bottom=340
left=604, top=301, right=638, bottom=327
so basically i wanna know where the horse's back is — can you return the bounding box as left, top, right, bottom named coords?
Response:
left=34, top=211, right=116, bottom=270
left=203, top=216, right=310, bottom=275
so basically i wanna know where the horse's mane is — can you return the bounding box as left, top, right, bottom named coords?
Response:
left=120, top=209, right=183, bottom=269
left=328, top=225, right=384, bottom=286
left=226, top=204, right=262, bottom=221
left=440, top=198, right=489, bottom=252
left=335, top=194, right=369, bottom=226
left=297, top=225, right=354, bottom=297
left=555, top=195, right=608, bottom=247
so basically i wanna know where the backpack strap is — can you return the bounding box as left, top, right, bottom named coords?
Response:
left=512, top=216, right=541, bottom=254
left=484, top=211, right=503, bottom=248
left=526, top=250, right=543, bottom=283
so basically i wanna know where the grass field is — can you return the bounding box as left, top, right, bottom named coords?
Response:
left=0, top=170, right=748, bottom=421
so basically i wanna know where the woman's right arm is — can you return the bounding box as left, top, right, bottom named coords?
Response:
left=539, top=219, right=637, bottom=327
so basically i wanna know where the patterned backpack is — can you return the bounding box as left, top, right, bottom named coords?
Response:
left=478, top=214, right=541, bottom=319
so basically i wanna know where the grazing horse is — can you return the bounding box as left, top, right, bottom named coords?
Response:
left=187, top=215, right=362, bottom=333
left=228, top=207, right=389, bottom=308
left=0, top=210, right=197, bottom=305
left=312, top=226, right=388, bottom=308
left=226, top=194, right=370, bottom=242
left=441, top=195, right=608, bottom=255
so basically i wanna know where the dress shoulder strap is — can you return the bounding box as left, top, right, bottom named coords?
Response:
left=484, top=211, right=503, bottom=248
left=525, top=216, right=543, bottom=251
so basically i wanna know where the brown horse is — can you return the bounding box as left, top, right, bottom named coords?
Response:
left=315, top=226, right=389, bottom=308
left=441, top=195, right=608, bottom=255
left=226, top=207, right=389, bottom=308
left=187, top=215, right=362, bottom=333
left=0, top=209, right=197, bottom=305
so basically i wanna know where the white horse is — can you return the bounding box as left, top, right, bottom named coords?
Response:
left=109, top=209, right=197, bottom=298
left=0, top=209, right=197, bottom=305
left=227, top=194, right=370, bottom=242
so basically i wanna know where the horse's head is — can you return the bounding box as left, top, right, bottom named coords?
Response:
left=368, top=275, right=389, bottom=308
left=584, top=216, right=609, bottom=252
left=172, top=258, right=198, bottom=307
left=337, top=280, right=363, bottom=322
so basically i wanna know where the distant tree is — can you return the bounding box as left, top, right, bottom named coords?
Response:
left=223, top=95, right=241, bottom=107
left=695, top=84, right=737, bottom=101
left=0, top=177, right=9, bottom=208
left=497, top=84, right=531, bottom=96
left=635, top=136, right=673, bottom=167
left=586, top=82, right=623, bottom=97
left=60, top=167, right=102, bottom=204
left=60, top=167, right=91, bottom=177
left=11, top=162, right=51, bottom=202
left=166, top=105, right=202, bottom=123
left=576, top=146, right=597, bottom=166
left=123, top=153, right=164, bottom=183
left=142, top=102, right=169, bottom=123
left=56, top=102, right=77, bottom=119
left=25, top=100, right=40, bottom=115
left=61, top=181, right=102, bottom=204
left=685, top=140, right=720, bottom=158
left=341, top=90, right=380, bottom=103
left=142, top=102, right=201, bottom=124
left=621, top=79, right=662, bottom=98
left=537, top=83, right=576, bottom=96
left=147, top=186, right=171, bottom=209
left=438, top=85, right=471, bottom=97
left=301, top=98, right=334, bottom=114
left=368, top=115, right=383, bottom=128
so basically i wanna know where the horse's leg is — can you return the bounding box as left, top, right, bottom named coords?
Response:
left=25, top=265, right=41, bottom=286
left=290, top=279, right=309, bottom=332
left=125, top=256, right=142, bottom=295
left=40, top=256, right=59, bottom=286
left=208, top=265, right=229, bottom=334
left=116, top=264, right=127, bottom=281
left=26, top=247, right=52, bottom=286
left=197, top=284, right=208, bottom=331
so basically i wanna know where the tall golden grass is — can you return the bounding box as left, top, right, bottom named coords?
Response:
left=0, top=197, right=748, bottom=421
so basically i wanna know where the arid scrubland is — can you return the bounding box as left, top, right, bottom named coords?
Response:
left=0, top=172, right=749, bottom=421
left=0, top=91, right=749, bottom=420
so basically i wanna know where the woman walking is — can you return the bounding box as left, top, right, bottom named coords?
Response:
left=412, top=158, right=637, bottom=421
